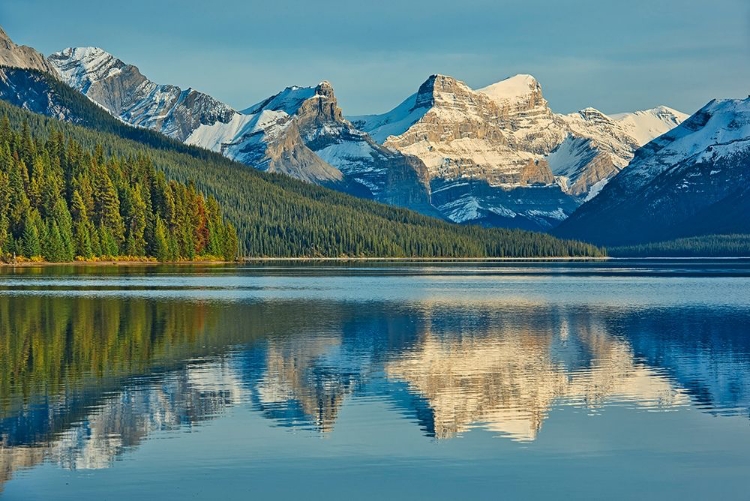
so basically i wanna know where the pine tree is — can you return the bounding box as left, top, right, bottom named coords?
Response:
left=43, top=221, right=66, bottom=262
left=154, top=216, right=169, bottom=262
left=22, top=211, right=42, bottom=257
left=93, top=169, right=124, bottom=247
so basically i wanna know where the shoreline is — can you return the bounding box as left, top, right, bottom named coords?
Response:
left=4, top=256, right=748, bottom=268
left=0, top=256, right=609, bottom=267
left=0, top=259, right=234, bottom=268
left=241, top=256, right=611, bottom=262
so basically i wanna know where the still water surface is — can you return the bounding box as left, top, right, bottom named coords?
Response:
left=1, top=261, right=750, bottom=500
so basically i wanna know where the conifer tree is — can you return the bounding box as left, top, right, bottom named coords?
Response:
left=22, top=211, right=42, bottom=257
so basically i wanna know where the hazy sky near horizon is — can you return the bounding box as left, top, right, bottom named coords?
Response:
left=2, top=0, right=749, bottom=115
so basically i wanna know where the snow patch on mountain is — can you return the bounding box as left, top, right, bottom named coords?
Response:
left=613, top=106, right=689, bottom=146
left=186, top=109, right=286, bottom=153
left=242, top=86, right=317, bottom=115
left=478, top=74, right=542, bottom=108
left=49, top=47, right=122, bottom=92
left=349, top=92, right=430, bottom=143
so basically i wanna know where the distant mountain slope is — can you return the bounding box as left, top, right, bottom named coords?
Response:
left=351, top=73, right=686, bottom=228
left=555, top=98, right=750, bottom=246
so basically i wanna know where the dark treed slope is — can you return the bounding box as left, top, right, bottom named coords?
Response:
left=0, top=117, right=238, bottom=262
left=0, top=69, right=603, bottom=258
left=608, top=234, right=750, bottom=257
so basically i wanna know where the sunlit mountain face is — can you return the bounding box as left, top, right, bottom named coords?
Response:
left=1, top=263, right=749, bottom=493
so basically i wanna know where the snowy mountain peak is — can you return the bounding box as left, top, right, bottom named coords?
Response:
left=243, top=85, right=317, bottom=115
left=612, top=105, right=690, bottom=146
left=478, top=74, right=550, bottom=115
left=557, top=96, right=750, bottom=246
left=242, top=80, right=341, bottom=118
left=48, top=47, right=124, bottom=92
left=606, top=97, right=750, bottom=195
left=575, top=107, right=614, bottom=124
left=632, top=97, right=750, bottom=169
left=478, top=74, right=542, bottom=105
left=47, top=46, right=236, bottom=142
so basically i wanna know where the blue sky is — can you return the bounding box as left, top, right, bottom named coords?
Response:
left=3, top=0, right=749, bottom=115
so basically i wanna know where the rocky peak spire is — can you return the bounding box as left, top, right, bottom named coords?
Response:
left=315, top=80, right=335, bottom=99
left=0, top=27, right=14, bottom=50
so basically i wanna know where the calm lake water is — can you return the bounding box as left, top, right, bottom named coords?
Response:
left=1, top=260, right=750, bottom=500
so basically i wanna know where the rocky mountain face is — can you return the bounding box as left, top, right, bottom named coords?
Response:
left=0, top=27, right=57, bottom=74
left=352, top=74, right=687, bottom=227
left=555, top=98, right=750, bottom=246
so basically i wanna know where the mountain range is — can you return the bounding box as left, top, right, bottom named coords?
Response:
left=48, top=46, right=687, bottom=230
left=1, top=25, right=748, bottom=249
left=5, top=27, right=685, bottom=231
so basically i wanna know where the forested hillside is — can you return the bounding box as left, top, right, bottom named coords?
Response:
left=0, top=117, right=238, bottom=262
left=608, top=235, right=750, bottom=257
left=0, top=92, right=604, bottom=258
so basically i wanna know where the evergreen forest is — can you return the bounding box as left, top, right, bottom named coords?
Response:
left=0, top=116, right=238, bottom=262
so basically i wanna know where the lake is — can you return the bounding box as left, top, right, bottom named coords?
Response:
left=1, top=260, right=750, bottom=500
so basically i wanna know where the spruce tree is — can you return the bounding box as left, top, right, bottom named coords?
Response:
left=22, top=211, right=41, bottom=257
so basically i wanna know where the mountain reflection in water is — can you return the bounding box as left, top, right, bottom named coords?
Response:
left=1, top=265, right=749, bottom=493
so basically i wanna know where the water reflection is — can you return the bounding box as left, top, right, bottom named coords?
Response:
left=385, top=317, right=688, bottom=441
left=1, top=274, right=749, bottom=491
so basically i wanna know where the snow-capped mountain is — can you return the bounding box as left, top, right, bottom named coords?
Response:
left=351, top=74, right=686, bottom=226
left=612, top=106, right=687, bottom=146
left=48, top=47, right=236, bottom=141
left=351, top=74, right=577, bottom=227
left=556, top=98, right=750, bottom=245
left=187, top=81, right=435, bottom=210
